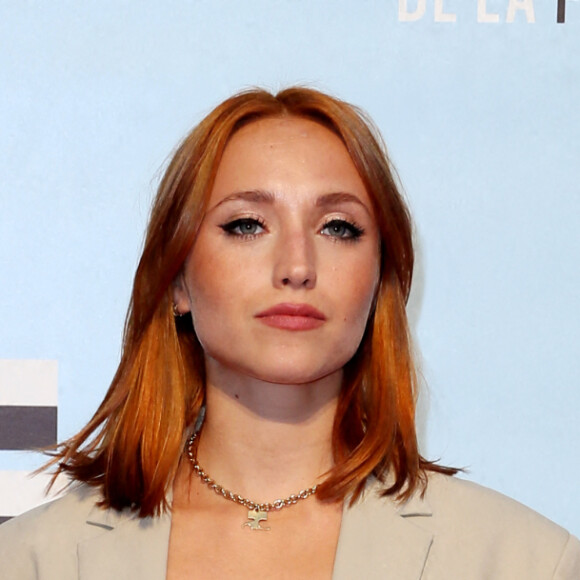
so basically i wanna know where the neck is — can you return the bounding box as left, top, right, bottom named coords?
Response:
left=193, top=362, right=341, bottom=502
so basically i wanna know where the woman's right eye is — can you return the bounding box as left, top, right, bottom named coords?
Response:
left=220, top=218, right=265, bottom=237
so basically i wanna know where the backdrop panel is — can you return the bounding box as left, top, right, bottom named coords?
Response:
left=0, top=0, right=578, bottom=534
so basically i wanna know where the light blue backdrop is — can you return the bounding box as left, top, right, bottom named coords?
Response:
left=1, top=1, right=578, bottom=535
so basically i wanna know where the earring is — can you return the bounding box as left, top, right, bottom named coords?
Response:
left=173, top=303, right=184, bottom=318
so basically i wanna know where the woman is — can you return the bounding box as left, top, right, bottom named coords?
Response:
left=1, top=87, right=578, bottom=579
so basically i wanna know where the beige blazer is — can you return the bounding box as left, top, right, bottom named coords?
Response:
left=1, top=473, right=579, bottom=579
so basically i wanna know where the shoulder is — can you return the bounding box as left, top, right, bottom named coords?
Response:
left=419, top=474, right=580, bottom=578
left=423, top=472, right=568, bottom=533
left=0, top=483, right=100, bottom=532
left=345, top=473, right=580, bottom=579
left=0, top=483, right=172, bottom=580
left=0, top=485, right=108, bottom=579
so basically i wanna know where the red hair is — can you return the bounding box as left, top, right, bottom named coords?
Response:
left=47, top=87, right=455, bottom=516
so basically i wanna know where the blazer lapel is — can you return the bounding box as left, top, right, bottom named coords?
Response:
left=74, top=482, right=432, bottom=579
left=332, top=483, right=434, bottom=580
left=78, top=502, right=171, bottom=580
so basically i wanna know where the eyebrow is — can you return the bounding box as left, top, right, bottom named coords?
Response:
left=213, top=189, right=372, bottom=215
left=315, top=192, right=371, bottom=214
left=213, top=189, right=275, bottom=208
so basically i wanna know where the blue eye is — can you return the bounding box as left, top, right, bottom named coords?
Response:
left=220, top=218, right=265, bottom=237
left=321, top=219, right=364, bottom=240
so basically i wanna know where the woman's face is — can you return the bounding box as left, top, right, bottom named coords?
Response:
left=173, top=116, right=380, bottom=386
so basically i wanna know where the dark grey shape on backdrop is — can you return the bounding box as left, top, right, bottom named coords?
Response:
left=0, top=406, right=57, bottom=450
left=558, top=0, right=566, bottom=22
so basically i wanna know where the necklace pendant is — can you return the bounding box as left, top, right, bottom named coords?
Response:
left=242, top=508, right=271, bottom=531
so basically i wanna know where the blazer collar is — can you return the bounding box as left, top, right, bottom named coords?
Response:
left=78, top=498, right=171, bottom=580
left=332, top=481, right=434, bottom=580
left=75, top=483, right=433, bottom=579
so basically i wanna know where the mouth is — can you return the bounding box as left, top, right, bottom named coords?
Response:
left=255, top=303, right=326, bottom=331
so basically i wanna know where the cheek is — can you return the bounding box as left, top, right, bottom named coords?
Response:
left=184, top=249, right=254, bottom=342
left=186, top=282, right=232, bottom=359
left=348, top=283, right=378, bottom=331
left=326, top=264, right=379, bottom=375
left=346, top=254, right=380, bottom=322
left=326, top=263, right=379, bottom=372
left=183, top=247, right=223, bottom=340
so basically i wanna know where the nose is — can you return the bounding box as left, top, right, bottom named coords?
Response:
left=273, top=227, right=317, bottom=290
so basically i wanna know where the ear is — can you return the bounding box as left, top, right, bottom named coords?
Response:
left=172, top=272, right=191, bottom=315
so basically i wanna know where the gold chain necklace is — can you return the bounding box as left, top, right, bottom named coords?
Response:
left=186, top=432, right=318, bottom=531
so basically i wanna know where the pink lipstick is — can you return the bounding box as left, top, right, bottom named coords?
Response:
left=255, top=303, right=326, bottom=331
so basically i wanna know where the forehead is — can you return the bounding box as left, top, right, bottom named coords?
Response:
left=224, top=116, right=346, bottom=162
left=209, top=116, right=370, bottom=207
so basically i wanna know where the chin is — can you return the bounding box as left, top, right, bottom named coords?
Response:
left=248, top=361, right=344, bottom=387
left=207, top=347, right=352, bottom=387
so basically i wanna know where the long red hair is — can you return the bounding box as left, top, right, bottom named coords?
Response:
left=48, top=87, right=455, bottom=516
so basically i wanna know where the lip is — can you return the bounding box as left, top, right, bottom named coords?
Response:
left=255, top=303, right=326, bottom=331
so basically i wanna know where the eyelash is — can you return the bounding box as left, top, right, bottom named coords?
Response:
left=219, top=217, right=365, bottom=242
left=320, top=219, right=365, bottom=241
left=220, top=217, right=266, bottom=239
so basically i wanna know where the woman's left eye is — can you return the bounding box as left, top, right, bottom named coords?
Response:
left=320, top=219, right=364, bottom=240
left=220, top=218, right=265, bottom=237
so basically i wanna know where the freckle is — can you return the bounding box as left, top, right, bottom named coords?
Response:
left=235, top=393, right=239, bottom=399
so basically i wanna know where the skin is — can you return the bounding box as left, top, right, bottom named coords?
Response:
left=168, top=117, right=381, bottom=579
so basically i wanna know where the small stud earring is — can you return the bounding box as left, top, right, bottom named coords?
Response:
left=173, top=303, right=184, bottom=317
